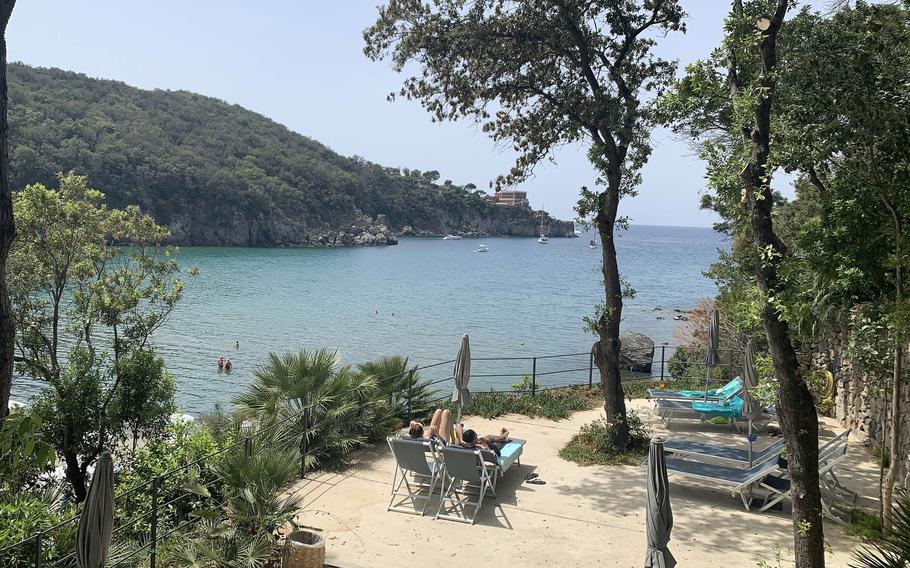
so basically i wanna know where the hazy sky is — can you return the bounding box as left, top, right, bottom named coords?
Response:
left=7, top=2, right=804, bottom=226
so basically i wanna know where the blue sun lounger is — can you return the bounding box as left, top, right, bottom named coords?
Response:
left=478, top=438, right=525, bottom=489
left=655, top=396, right=745, bottom=428
left=648, top=377, right=743, bottom=402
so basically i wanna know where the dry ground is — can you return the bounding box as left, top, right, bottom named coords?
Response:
left=284, top=399, right=877, bottom=567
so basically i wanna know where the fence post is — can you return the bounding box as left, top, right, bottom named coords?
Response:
left=660, top=346, right=666, bottom=381
left=406, top=375, right=413, bottom=425
left=588, top=349, right=594, bottom=389
left=150, top=477, right=159, bottom=568
left=531, top=357, right=537, bottom=397
left=33, top=532, right=42, bottom=568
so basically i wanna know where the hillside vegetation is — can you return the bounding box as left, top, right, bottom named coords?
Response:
left=8, top=64, right=572, bottom=246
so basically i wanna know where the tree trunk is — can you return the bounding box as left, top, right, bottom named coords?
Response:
left=63, top=432, right=88, bottom=502
left=883, top=341, right=902, bottom=530
left=593, top=171, right=629, bottom=448
left=0, top=1, right=17, bottom=421
left=740, top=2, right=825, bottom=566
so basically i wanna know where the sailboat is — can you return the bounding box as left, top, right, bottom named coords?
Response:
left=537, top=208, right=549, bottom=244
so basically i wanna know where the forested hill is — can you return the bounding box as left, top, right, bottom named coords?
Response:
left=7, top=63, right=573, bottom=246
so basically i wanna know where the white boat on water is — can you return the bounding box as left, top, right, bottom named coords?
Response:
left=589, top=239, right=598, bottom=249
left=443, top=235, right=463, bottom=240
left=537, top=235, right=549, bottom=244
left=475, top=244, right=489, bottom=253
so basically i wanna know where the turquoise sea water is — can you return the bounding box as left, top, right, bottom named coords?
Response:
left=11, top=225, right=726, bottom=414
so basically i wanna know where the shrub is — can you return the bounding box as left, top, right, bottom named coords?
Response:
left=852, top=491, right=910, bottom=568
left=451, top=386, right=601, bottom=421
left=0, top=496, right=77, bottom=568
left=559, top=411, right=651, bottom=466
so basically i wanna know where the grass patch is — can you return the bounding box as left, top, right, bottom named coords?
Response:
left=559, top=410, right=651, bottom=466
left=845, top=508, right=883, bottom=541
left=442, top=386, right=602, bottom=421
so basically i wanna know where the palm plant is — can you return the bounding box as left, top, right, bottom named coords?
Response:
left=233, top=349, right=378, bottom=471
left=852, top=492, right=910, bottom=568
left=356, top=355, right=436, bottom=427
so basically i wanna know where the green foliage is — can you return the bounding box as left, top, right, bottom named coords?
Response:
left=7, top=64, right=560, bottom=244
left=452, top=386, right=600, bottom=421
left=10, top=173, right=188, bottom=499
left=0, top=408, right=55, bottom=493
left=0, top=496, right=77, bottom=568
left=846, top=509, right=884, bottom=542
left=355, top=355, right=435, bottom=430
left=111, top=348, right=177, bottom=453
left=115, top=421, right=231, bottom=542
left=851, top=492, right=910, bottom=568
left=235, top=349, right=391, bottom=472
left=559, top=411, right=650, bottom=466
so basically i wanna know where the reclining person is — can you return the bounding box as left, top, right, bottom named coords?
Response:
left=458, top=426, right=510, bottom=456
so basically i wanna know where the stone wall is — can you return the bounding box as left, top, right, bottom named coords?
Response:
left=805, top=321, right=910, bottom=490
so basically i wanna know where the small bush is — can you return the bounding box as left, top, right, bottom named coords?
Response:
left=559, top=411, right=651, bottom=466
left=450, top=386, right=601, bottom=421
left=845, top=508, right=883, bottom=542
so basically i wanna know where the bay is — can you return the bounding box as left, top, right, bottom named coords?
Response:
left=11, top=225, right=726, bottom=414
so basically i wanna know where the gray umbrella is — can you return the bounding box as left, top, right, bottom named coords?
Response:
left=76, top=451, right=115, bottom=568
left=451, top=334, right=472, bottom=423
left=645, top=438, right=676, bottom=568
left=703, top=308, right=721, bottom=401
left=742, top=340, right=761, bottom=466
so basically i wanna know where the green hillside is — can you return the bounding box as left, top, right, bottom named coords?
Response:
left=8, top=63, right=572, bottom=246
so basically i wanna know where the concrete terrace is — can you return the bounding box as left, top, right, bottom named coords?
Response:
left=283, top=399, right=877, bottom=568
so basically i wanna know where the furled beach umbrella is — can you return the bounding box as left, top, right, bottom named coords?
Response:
left=645, top=438, right=676, bottom=568
left=742, top=340, right=761, bottom=467
left=76, top=451, right=115, bottom=568
left=451, top=333, right=472, bottom=424
left=703, top=308, right=721, bottom=401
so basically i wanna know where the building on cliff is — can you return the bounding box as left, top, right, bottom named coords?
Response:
left=484, top=190, right=530, bottom=208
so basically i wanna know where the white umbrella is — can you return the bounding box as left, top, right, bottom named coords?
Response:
left=703, top=308, right=721, bottom=401
left=76, top=451, right=115, bottom=568
left=451, top=334, right=472, bottom=424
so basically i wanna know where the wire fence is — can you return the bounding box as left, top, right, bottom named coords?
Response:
left=0, top=343, right=741, bottom=568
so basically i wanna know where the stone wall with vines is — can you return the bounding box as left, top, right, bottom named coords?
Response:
left=804, top=321, right=910, bottom=490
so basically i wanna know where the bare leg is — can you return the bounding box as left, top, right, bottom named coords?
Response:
left=439, top=410, right=454, bottom=444
left=429, top=409, right=444, bottom=430
left=483, top=428, right=510, bottom=444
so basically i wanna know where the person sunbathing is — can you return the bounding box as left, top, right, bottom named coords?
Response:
left=457, top=427, right=510, bottom=456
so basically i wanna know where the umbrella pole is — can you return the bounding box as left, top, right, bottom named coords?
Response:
left=748, top=418, right=754, bottom=468
left=704, top=366, right=712, bottom=402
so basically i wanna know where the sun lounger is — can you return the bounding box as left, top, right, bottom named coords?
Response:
left=647, top=453, right=783, bottom=509
left=387, top=437, right=442, bottom=516
left=436, top=445, right=496, bottom=524
left=664, top=436, right=785, bottom=468
left=478, top=438, right=525, bottom=489
left=648, top=377, right=743, bottom=402
left=758, top=430, right=853, bottom=520
left=654, top=396, right=746, bottom=428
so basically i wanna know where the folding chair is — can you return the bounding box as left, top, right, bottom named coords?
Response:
left=387, top=437, right=441, bottom=516
left=436, top=446, right=495, bottom=524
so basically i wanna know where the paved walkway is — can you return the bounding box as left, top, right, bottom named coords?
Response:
left=284, top=399, right=876, bottom=567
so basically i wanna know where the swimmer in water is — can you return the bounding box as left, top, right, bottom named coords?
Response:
left=224, top=359, right=233, bottom=371
left=217, top=356, right=225, bottom=370
left=234, top=340, right=240, bottom=350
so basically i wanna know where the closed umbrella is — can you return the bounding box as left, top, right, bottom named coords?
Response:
left=703, top=308, right=721, bottom=401
left=76, top=451, right=115, bottom=568
left=742, top=340, right=761, bottom=467
left=451, top=334, right=472, bottom=424
left=645, top=438, right=676, bottom=568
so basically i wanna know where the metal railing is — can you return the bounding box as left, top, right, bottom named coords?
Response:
left=0, top=343, right=740, bottom=568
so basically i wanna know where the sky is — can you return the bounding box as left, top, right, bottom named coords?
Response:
left=7, top=2, right=806, bottom=227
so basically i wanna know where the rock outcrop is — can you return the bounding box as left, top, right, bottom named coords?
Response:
left=619, top=331, right=655, bottom=373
